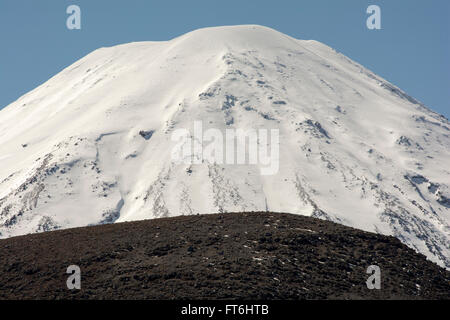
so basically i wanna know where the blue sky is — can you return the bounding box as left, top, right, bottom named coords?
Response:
left=1, top=0, right=449, bottom=118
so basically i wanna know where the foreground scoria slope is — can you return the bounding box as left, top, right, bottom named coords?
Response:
left=0, top=25, right=449, bottom=268
left=0, top=212, right=449, bottom=300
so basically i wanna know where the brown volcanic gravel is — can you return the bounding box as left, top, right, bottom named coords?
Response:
left=0, top=212, right=448, bottom=300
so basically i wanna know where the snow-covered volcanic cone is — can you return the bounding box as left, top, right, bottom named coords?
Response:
left=0, top=25, right=449, bottom=268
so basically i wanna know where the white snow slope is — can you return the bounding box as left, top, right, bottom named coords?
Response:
left=0, top=25, right=449, bottom=268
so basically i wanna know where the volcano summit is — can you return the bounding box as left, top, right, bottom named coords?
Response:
left=0, top=25, right=449, bottom=269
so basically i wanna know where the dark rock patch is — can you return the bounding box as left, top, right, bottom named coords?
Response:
left=139, top=130, right=154, bottom=140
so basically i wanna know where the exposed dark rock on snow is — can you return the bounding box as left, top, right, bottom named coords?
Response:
left=139, top=130, right=155, bottom=140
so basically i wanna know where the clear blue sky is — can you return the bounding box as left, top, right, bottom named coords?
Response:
left=1, top=0, right=449, bottom=118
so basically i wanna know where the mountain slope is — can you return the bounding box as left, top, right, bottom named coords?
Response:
left=1, top=212, right=449, bottom=300
left=0, top=25, right=449, bottom=268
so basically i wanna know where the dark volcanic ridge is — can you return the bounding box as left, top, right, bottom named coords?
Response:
left=0, top=212, right=448, bottom=300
